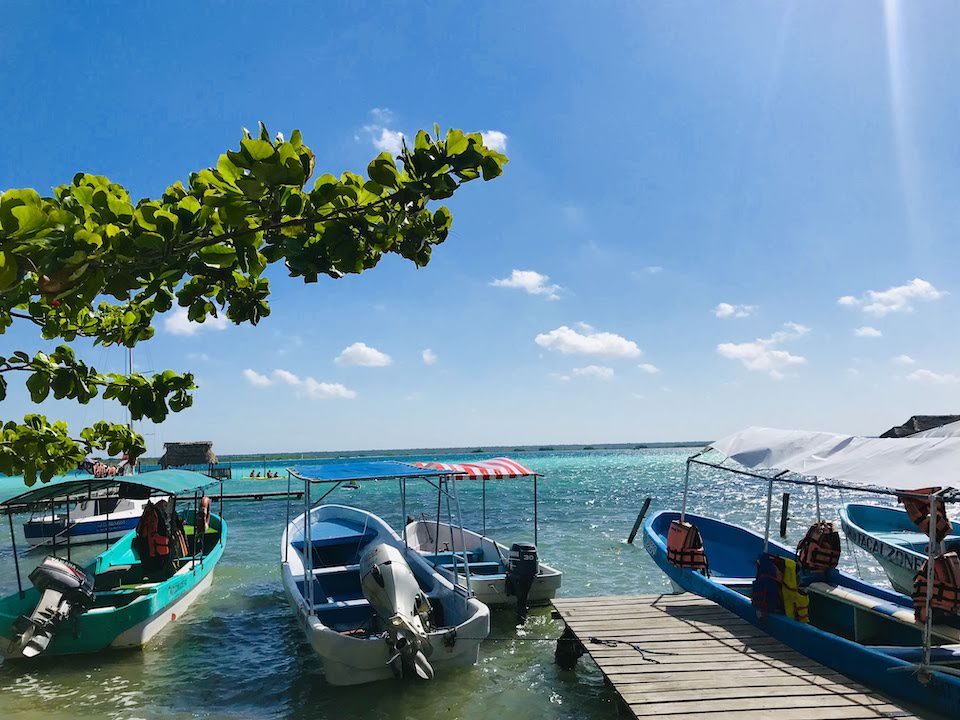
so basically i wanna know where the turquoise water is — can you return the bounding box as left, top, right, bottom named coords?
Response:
left=0, top=448, right=890, bottom=719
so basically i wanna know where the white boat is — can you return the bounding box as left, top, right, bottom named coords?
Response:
left=23, top=494, right=148, bottom=547
left=408, top=457, right=562, bottom=619
left=405, top=520, right=561, bottom=611
left=280, top=489, right=489, bottom=685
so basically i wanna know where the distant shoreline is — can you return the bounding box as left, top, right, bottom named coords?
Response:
left=142, top=441, right=711, bottom=465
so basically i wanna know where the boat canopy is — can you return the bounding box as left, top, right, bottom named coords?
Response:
left=913, top=419, right=960, bottom=438
left=0, top=468, right=220, bottom=508
left=706, top=426, right=960, bottom=493
left=287, top=460, right=451, bottom=484
left=413, top=457, right=539, bottom=479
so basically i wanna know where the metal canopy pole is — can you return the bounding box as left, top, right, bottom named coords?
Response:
left=533, top=475, right=539, bottom=546
left=304, top=479, right=313, bottom=615
left=450, top=473, right=472, bottom=595
left=401, top=478, right=408, bottom=549
left=814, top=479, right=822, bottom=522
left=50, top=497, right=57, bottom=555
left=433, top=478, right=443, bottom=556
left=482, top=478, right=486, bottom=536
left=681, top=460, right=692, bottom=522
left=922, top=489, right=940, bottom=673
left=284, top=471, right=292, bottom=563
left=763, top=479, right=774, bottom=553
left=65, top=493, right=72, bottom=562
left=9, top=512, right=23, bottom=598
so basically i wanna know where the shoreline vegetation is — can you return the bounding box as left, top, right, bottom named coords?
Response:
left=141, top=441, right=711, bottom=466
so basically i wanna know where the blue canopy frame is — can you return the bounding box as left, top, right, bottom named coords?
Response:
left=283, top=460, right=475, bottom=604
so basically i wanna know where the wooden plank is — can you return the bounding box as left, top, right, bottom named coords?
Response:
left=551, top=594, right=919, bottom=720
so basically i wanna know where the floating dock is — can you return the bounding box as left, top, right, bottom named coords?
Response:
left=552, top=593, right=918, bottom=720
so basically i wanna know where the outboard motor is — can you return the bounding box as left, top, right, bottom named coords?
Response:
left=360, top=543, right=435, bottom=680
left=505, top=542, right=538, bottom=624
left=9, top=556, right=94, bottom=658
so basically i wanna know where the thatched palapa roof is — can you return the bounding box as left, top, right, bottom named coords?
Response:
left=159, top=441, right=218, bottom=468
left=879, top=415, right=960, bottom=438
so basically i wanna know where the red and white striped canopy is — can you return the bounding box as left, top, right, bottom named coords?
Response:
left=413, top=457, right=539, bottom=480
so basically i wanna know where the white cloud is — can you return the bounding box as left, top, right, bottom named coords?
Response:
left=491, top=269, right=562, bottom=301
left=359, top=109, right=405, bottom=156
left=854, top=326, right=883, bottom=338
left=638, top=363, right=660, bottom=374
left=188, top=352, right=212, bottom=362
left=481, top=130, right=508, bottom=152
left=892, top=354, right=916, bottom=366
left=273, top=369, right=301, bottom=386
left=632, top=392, right=645, bottom=400
left=846, top=367, right=860, bottom=376
left=163, top=307, right=228, bottom=336
left=572, top=365, right=614, bottom=380
left=335, top=342, right=392, bottom=367
left=644, top=266, right=663, bottom=274
left=548, top=372, right=571, bottom=382
left=243, top=369, right=273, bottom=387
left=716, top=322, right=810, bottom=379
left=302, top=378, right=357, bottom=399
left=838, top=278, right=945, bottom=317
left=422, top=348, right=438, bottom=366
left=267, top=368, right=356, bottom=399
left=908, top=369, right=960, bottom=384
left=714, top=303, right=757, bottom=319
left=535, top=325, right=642, bottom=358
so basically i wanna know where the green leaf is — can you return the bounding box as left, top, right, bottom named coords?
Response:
left=367, top=153, right=400, bottom=188
left=445, top=129, right=468, bottom=155
left=241, top=138, right=276, bottom=162
left=10, top=204, right=45, bottom=236
left=26, top=372, right=50, bottom=403
left=0, top=251, right=18, bottom=290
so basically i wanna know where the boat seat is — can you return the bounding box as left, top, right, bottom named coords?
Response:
left=806, top=582, right=960, bottom=643
left=440, top=561, right=503, bottom=576
left=713, top=576, right=754, bottom=587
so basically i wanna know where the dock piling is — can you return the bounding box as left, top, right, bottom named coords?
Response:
left=627, top=497, right=652, bottom=544
left=779, top=492, right=790, bottom=538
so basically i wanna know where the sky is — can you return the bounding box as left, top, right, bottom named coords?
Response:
left=3, top=1, right=960, bottom=455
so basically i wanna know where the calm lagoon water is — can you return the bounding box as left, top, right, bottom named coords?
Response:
left=0, top=447, right=890, bottom=719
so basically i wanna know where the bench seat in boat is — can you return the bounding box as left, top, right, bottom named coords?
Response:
left=806, top=582, right=960, bottom=643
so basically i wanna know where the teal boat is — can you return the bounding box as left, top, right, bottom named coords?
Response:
left=0, top=469, right=226, bottom=660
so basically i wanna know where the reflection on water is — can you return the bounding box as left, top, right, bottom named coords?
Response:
left=0, top=448, right=889, bottom=719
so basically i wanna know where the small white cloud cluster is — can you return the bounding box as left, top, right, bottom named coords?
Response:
left=853, top=326, right=882, bottom=338
left=717, top=322, right=809, bottom=379
left=713, top=303, right=757, bottom=319
left=572, top=365, right=614, bottom=380
left=838, top=278, right=944, bottom=317
left=908, top=369, right=960, bottom=384
left=535, top=323, right=641, bottom=358
left=481, top=130, right=508, bottom=152
left=491, top=269, right=562, bottom=301
left=422, top=348, right=438, bottom=366
left=335, top=342, right=392, bottom=367
left=359, top=108, right=404, bottom=155
left=242, top=368, right=355, bottom=399
left=892, top=354, right=915, bottom=365
left=638, top=363, right=660, bottom=374
left=163, top=307, right=229, bottom=336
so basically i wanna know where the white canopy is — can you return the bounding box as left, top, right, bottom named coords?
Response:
left=707, top=426, right=960, bottom=492
left=913, top=419, right=960, bottom=439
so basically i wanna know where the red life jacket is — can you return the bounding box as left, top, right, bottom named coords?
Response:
left=796, top=521, right=841, bottom=573
left=752, top=553, right=785, bottom=620
left=666, top=520, right=709, bottom=575
left=899, top=488, right=952, bottom=544
left=913, top=551, right=960, bottom=623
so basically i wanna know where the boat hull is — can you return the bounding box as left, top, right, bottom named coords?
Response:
left=0, top=511, right=226, bottom=659
left=839, top=503, right=959, bottom=595
left=405, top=521, right=561, bottom=608
left=643, top=510, right=960, bottom=717
left=281, top=505, right=489, bottom=685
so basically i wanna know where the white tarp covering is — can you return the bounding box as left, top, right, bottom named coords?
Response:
left=708, top=426, right=960, bottom=491
left=913, top=419, right=960, bottom=439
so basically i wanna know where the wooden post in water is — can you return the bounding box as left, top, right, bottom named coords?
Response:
left=627, top=497, right=652, bottom=544
left=779, top=492, right=790, bottom=538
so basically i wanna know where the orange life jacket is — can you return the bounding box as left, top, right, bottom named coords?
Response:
left=136, top=500, right=170, bottom=558
left=796, top=521, right=841, bottom=573
left=913, top=551, right=960, bottom=622
left=666, top=520, right=709, bottom=575
left=899, top=488, right=952, bottom=544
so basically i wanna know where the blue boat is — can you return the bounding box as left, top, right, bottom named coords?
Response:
left=644, top=509, right=960, bottom=717
left=840, top=503, right=960, bottom=596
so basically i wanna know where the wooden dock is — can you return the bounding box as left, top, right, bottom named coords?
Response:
left=552, top=594, right=919, bottom=720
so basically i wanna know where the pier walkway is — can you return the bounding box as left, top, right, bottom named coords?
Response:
left=552, top=593, right=918, bottom=720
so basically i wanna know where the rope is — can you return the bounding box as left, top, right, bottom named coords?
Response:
left=586, top=636, right=679, bottom=664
